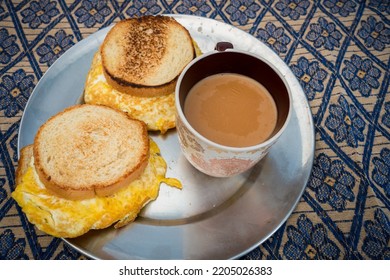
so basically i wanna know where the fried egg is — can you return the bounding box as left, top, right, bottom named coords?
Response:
left=83, top=51, right=176, bottom=134
left=12, top=139, right=181, bottom=238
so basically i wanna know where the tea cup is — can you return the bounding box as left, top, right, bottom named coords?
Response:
left=175, top=45, right=292, bottom=177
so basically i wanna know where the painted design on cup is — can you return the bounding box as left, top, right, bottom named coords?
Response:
left=176, top=115, right=204, bottom=153
left=190, top=155, right=254, bottom=177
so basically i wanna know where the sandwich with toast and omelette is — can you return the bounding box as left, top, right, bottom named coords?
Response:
left=12, top=15, right=195, bottom=238
left=84, top=15, right=201, bottom=134
left=12, top=104, right=181, bottom=238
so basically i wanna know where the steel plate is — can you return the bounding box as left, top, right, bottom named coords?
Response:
left=18, top=15, right=315, bottom=260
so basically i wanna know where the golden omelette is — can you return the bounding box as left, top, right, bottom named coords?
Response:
left=12, top=140, right=181, bottom=238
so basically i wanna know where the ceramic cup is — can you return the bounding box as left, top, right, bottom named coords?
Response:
left=175, top=45, right=292, bottom=177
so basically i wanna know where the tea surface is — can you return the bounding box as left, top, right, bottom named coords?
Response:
left=184, top=73, right=278, bottom=147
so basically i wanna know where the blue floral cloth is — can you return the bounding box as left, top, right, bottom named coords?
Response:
left=0, top=0, right=389, bottom=260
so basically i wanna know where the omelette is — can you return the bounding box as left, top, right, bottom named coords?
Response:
left=84, top=43, right=202, bottom=134
left=84, top=51, right=176, bottom=134
left=12, top=139, right=181, bottom=238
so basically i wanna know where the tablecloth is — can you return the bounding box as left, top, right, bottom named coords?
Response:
left=0, top=0, right=389, bottom=260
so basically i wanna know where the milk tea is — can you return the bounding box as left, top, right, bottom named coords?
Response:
left=184, top=73, right=278, bottom=147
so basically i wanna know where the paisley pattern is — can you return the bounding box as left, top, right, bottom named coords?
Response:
left=0, top=0, right=388, bottom=259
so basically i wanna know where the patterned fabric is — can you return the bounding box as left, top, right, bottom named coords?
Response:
left=0, top=0, right=389, bottom=260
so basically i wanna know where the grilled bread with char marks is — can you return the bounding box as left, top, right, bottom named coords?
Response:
left=101, top=16, right=195, bottom=97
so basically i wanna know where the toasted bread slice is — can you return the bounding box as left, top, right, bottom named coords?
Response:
left=103, top=68, right=177, bottom=97
left=15, top=145, right=33, bottom=185
left=33, top=104, right=149, bottom=200
left=101, top=16, right=195, bottom=97
left=84, top=51, right=176, bottom=133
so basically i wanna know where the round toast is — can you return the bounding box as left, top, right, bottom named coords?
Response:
left=84, top=51, right=176, bottom=133
left=101, top=16, right=195, bottom=97
left=33, top=104, right=149, bottom=200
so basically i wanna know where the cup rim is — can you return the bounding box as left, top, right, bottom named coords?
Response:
left=175, top=48, right=293, bottom=152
